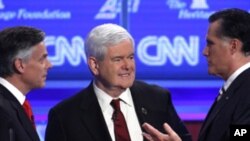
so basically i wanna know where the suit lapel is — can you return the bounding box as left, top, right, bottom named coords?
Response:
left=0, top=85, right=39, bottom=141
left=199, top=68, right=250, bottom=140
left=130, top=84, right=147, bottom=126
left=78, top=82, right=149, bottom=141
left=129, top=82, right=151, bottom=141
left=199, top=93, right=230, bottom=139
left=79, top=83, right=112, bottom=141
left=10, top=100, right=39, bottom=141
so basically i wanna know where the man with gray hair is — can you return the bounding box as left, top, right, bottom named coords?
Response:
left=0, top=26, right=52, bottom=141
left=45, top=23, right=191, bottom=141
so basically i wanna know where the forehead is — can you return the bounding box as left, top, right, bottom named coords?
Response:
left=107, top=40, right=134, bottom=54
left=206, top=21, right=222, bottom=42
left=207, top=21, right=221, bottom=37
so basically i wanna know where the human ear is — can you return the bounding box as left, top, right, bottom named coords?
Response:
left=88, top=56, right=99, bottom=75
left=230, top=39, right=241, bottom=54
left=14, top=58, right=25, bottom=74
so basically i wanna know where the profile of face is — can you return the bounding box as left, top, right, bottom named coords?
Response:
left=90, top=39, right=135, bottom=92
left=203, top=21, right=233, bottom=79
left=21, top=41, right=52, bottom=89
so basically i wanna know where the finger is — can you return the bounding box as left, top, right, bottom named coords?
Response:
left=163, top=123, right=181, bottom=141
left=142, top=123, right=168, bottom=140
left=142, top=123, right=162, bottom=136
left=162, top=123, right=173, bottom=134
left=163, top=123, right=178, bottom=136
left=142, top=132, right=154, bottom=141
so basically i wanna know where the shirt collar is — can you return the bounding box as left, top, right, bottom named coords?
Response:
left=224, top=62, right=250, bottom=90
left=93, top=82, right=133, bottom=113
left=0, top=77, right=26, bottom=104
left=118, top=89, right=133, bottom=107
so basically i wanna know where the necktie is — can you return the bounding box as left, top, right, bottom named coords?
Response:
left=22, top=99, right=35, bottom=129
left=110, top=99, right=131, bottom=141
left=216, top=87, right=225, bottom=101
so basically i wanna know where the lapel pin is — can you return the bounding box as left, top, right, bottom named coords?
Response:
left=141, top=107, right=147, bottom=115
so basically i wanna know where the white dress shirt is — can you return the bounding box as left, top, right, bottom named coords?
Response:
left=223, top=62, right=250, bottom=91
left=218, top=62, right=250, bottom=99
left=0, top=77, right=25, bottom=105
left=94, top=82, right=143, bottom=141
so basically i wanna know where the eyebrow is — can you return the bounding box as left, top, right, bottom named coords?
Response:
left=206, top=38, right=214, bottom=45
left=111, top=53, right=134, bottom=60
left=39, top=53, right=48, bottom=60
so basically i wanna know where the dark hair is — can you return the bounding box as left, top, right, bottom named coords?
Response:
left=209, top=8, right=250, bottom=53
left=0, top=26, right=45, bottom=77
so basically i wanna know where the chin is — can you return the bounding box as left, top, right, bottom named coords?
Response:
left=119, top=82, right=133, bottom=89
left=39, top=82, right=46, bottom=88
left=208, top=70, right=216, bottom=76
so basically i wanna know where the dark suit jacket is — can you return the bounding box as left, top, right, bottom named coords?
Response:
left=198, top=68, right=250, bottom=141
left=45, top=81, right=191, bottom=141
left=0, top=84, right=40, bottom=141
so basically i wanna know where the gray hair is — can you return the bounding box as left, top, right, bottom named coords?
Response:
left=0, top=26, right=45, bottom=77
left=15, top=47, right=35, bottom=62
left=84, top=23, right=134, bottom=60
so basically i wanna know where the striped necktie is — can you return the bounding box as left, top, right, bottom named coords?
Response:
left=217, top=87, right=225, bottom=101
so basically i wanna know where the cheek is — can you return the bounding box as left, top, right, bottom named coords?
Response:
left=33, top=65, right=43, bottom=73
left=132, top=64, right=136, bottom=70
left=100, top=66, right=115, bottom=79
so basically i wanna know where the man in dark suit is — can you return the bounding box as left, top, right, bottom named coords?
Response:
left=141, top=8, right=250, bottom=141
left=0, top=26, right=52, bottom=141
left=198, top=8, right=250, bottom=141
left=45, top=23, right=191, bottom=141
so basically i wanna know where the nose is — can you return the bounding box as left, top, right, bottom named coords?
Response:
left=46, top=59, right=53, bottom=69
left=122, top=58, right=134, bottom=70
left=202, top=47, right=208, bottom=57
left=122, top=59, right=129, bottom=69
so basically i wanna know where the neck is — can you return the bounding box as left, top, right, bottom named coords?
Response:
left=5, top=75, right=29, bottom=95
left=94, top=81, right=126, bottom=98
left=222, top=56, right=250, bottom=80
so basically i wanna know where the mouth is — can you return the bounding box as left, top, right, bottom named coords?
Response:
left=119, top=73, right=130, bottom=77
left=43, top=74, right=47, bottom=79
left=206, top=59, right=211, bottom=65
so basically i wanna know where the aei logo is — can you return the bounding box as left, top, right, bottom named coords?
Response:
left=95, top=0, right=140, bottom=20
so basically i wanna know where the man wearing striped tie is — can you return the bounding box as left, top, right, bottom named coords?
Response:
left=141, top=8, right=250, bottom=141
